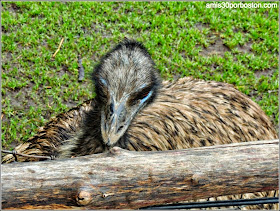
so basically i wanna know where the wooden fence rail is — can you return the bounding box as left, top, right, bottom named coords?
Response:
left=1, top=139, right=279, bottom=210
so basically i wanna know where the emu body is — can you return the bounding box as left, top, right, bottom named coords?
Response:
left=2, top=77, right=277, bottom=161
left=2, top=40, right=278, bottom=209
left=59, top=77, right=277, bottom=158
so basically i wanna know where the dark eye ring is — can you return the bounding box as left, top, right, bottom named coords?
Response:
left=138, top=91, right=149, bottom=100
left=127, top=87, right=152, bottom=106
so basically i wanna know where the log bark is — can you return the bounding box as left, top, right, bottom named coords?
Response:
left=2, top=139, right=279, bottom=210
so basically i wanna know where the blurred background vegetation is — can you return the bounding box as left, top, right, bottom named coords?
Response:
left=1, top=1, right=278, bottom=150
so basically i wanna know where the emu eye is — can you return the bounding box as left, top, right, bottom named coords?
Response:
left=138, top=91, right=150, bottom=100
left=136, top=86, right=153, bottom=101
left=130, top=89, right=151, bottom=104
left=133, top=90, right=150, bottom=102
left=128, top=85, right=153, bottom=106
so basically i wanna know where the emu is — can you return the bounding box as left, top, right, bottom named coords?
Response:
left=2, top=39, right=278, bottom=209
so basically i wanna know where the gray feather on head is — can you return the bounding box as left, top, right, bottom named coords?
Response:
left=92, top=39, right=161, bottom=147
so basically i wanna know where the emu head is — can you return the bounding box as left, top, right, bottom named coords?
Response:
left=92, top=40, right=161, bottom=147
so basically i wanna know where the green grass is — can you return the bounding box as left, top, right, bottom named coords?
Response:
left=1, top=1, right=279, bottom=150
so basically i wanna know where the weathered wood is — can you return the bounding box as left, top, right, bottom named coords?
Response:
left=2, top=140, right=279, bottom=210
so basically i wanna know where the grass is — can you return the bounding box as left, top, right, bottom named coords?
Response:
left=1, top=1, right=279, bottom=150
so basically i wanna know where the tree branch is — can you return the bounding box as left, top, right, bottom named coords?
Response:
left=2, top=140, right=279, bottom=210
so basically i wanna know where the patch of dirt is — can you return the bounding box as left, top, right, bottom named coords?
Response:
left=11, top=3, right=21, bottom=11
left=248, top=90, right=262, bottom=101
left=194, top=23, right=231, bottom=57
left=3, top=85, right=37, bottom=113
left=2, top=85, right=36, bottom=147
left=195, top=22, right=209, bottom=31
left=196, top=23, right=253, bottom=57
left=254, top=69, right=276, bottom=79
left=58, top=65, right=71, bottom=78
left=1, top=52, right=13, bottom=63
left=200, top=38, right=230, bottom=57
left=236, top=42, right=253, bottom=54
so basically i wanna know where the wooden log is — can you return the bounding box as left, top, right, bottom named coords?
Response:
left=2, top=139, right=279, bottom=210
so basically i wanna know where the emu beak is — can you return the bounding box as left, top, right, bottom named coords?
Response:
left=100, top=89, right=154, bottom=147
left=101, top=98, right=132, bottom=147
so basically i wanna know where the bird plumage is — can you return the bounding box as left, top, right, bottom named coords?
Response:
left=2, top=40, right=278, bottom=209
left=93, top=40, right=161, bottom=148
left=58, top=76, right=277, bottom=159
